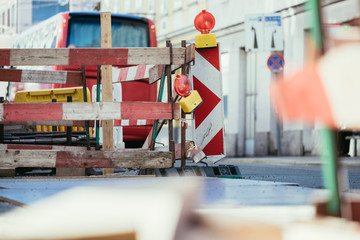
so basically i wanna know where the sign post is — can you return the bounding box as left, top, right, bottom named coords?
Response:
left=268, top=53, right=284, bottom=156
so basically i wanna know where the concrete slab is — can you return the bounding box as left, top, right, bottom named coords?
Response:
left=0, top=177, right=322, bottom=210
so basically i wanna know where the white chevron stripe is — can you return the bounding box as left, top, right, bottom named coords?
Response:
left=194, top=102, right=223, bottom=149
left=191, top=51, right=222, bottom=98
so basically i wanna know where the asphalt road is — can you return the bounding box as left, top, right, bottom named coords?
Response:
left=234, top=163, right=360, bottom=189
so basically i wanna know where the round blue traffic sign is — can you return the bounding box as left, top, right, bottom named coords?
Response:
left=267, top=54, right=284, bottom=72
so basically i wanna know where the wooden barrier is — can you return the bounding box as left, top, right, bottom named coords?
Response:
left=0, top=38, right=194, bottom=171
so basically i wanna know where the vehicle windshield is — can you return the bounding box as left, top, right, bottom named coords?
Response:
left=67, top=16, right=149, bottom=47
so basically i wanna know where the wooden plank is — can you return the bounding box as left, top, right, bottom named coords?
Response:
left=0, top=47, right=189, bottom=66
left=0, top=68, right=82, bottom=85
left=0, top=102, right=180, bottom=122
left=101, top=11, right=114, bottom=175
left=149, top=44, right=195, bottom=84
left=0, top=149, right=173, bottom=169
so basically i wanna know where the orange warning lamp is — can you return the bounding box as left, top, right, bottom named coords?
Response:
left=194, top=10, right=217, bottom=48
left=175, top=75, right=203, bottom=113
left=174, top=74, right=191, bottom=97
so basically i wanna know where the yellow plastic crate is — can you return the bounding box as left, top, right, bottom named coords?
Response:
left=15, top=87, right=90, bottom=103
left=15, top=87, right=91, bottom=135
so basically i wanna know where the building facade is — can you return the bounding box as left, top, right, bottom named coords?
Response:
left=0, top=0, right=99, bottom=37
left=100, top=0, right=360, bottom=157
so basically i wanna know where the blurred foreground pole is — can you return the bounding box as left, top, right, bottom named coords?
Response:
left=306, top=0, right=341, bottom=217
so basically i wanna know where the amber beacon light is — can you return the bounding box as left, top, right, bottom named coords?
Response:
left=194, top=10, right=217, bottom=48
left=175, top=75, right=203, bottom=113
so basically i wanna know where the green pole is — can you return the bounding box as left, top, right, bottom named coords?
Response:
left=150, top=65, right=166, bottom=150
left=306, top=0, right=341, bottom=217
left=321, top=129, right=341, bottom=216
left=96, top=65, right=101, bottom=149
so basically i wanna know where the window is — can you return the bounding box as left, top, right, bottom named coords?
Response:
left=67, top=16, right=149, bottom=48
left=124, top=1, right=131, bottom=14
left=221, top=52, right=229, bottom=118
left=188, top=0, right=197, bottom=6
left=174, top=0, right=182, bottom=10
left=7, top=9, right=10, bottom=27
left=12, top=5, right=15, bottom=27
left=148, top=0, right=154, bottom=12
left=160, top=0, right=167, bottom=14
left=135, top=0, right=142, bottom=14
left=147, top=0, right=155, bottom=20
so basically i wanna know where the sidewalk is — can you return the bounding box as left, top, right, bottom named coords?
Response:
left=220, top=156, right=360, bottom=167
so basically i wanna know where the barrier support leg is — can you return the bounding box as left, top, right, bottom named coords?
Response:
left=166, top=40, right=175, bottom=164
left=180, top=40, right=187, bottom=167
left=0, top=96, right=14, bottom=177
left=52, top=99, right=57, bottom=132
left=95, top=65, right=101, bottom=150
left=57, top=94, right=85, bottom=177
left=66, top=96, right=73, bottom=146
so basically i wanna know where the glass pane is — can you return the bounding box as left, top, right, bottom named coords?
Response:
left=67, top=16, right=149, bottom=48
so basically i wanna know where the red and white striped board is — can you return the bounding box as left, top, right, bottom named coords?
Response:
left=271, top=43, right=360, bottom=130
left=0, top=102, right=180, bottom=122
left=0, top=68, right=82, bottom=85
left=189, top=45, right=225, bottom=163
left=112, top=65, right=152, bottom=82
left=0, top=48, right=188, bottom=66
left=0, top=149, right=172, bottom=169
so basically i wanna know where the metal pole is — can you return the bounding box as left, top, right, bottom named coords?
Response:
left=52, top=99, right=57, bottom=132
left=307, top=0, right=341, bottom=217
left=95, top=65, right=101, bottom=150
left=166, top=40, right=175, bottom=164
left=81, top=65, right=90, bottom=150
left=66, top=96, right=72, bottom=146
left=180, top=40, right=187, bottom=167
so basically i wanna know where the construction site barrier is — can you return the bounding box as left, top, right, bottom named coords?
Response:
left=190, top=45, right=225, bottom=162
left=0, top=43, right=195, bottom=170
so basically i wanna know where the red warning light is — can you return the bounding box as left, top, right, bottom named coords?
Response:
left=174, top=75, right=191, bottom=97
left=194, top=10, right=215, bottom=34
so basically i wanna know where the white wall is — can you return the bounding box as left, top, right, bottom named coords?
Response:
left=207, top=0, right=360, bottom=156
left=98, top=0, right=360, bottom=156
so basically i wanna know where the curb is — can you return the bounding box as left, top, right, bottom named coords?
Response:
left=220, top=157, right=360, bottom=167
